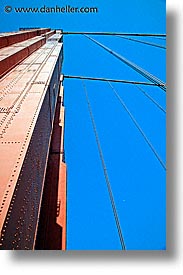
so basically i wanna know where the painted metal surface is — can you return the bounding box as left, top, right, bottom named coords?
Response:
left=42, top=30, right=56, bottom=40
left=35, top=82, right=66, bottom=250
left=0, top=36, right=46, bottom=78
left=0, top=28, right=50, bottom=49
left=0, top=30, right=64, bottom=250
left=57, top=162, right=67, bottom=250
left=57, top=83, right=67, bottom=250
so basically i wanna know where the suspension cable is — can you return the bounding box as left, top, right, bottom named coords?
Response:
left=134, top=84, right=166, bottom=114
left=64, top=75, right=166, bottom=87
left=82, top=80, right=126, bottom=250
left=151, top=37, right=166, bottom=41
left=108, top=82, right=166, bottom=170
left=117, top=36, right=166, bottom=49
left=84, top=35, right=166, bottom=92
left=62, top=31, right=166, bottom=37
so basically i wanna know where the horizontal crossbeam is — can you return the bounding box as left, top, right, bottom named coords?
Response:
left=62, top=31, right=166, bottom=37
left=63, top=75, right=166, bottom=87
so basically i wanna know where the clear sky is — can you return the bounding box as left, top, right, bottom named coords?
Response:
left=0, top=0, right=166, bottom=250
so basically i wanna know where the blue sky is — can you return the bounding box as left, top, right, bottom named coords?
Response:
left=0, top=0, right=166, bottom=250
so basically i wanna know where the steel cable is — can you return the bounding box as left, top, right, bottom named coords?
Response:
left=62, top=31, right=166, bottom=37
left=117, top=36, right=166, bottom=49
left=108, top=82, right=166, bottom=170
left=64, top=75, right=166, bottom=88
left=84, top=35, right=166, bottom=92
left=134, top=84, right=166, bottom=114
left=82, top=80, right=126, bottom=250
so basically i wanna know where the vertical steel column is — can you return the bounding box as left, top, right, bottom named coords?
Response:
left=35, top=79, right=67, bottom=250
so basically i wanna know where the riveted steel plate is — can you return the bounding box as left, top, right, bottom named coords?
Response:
left=0, top=37, right=46, bottom=78
left=0, top=37, right=63, bottom=249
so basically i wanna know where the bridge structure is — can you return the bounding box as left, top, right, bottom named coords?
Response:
left=0, top=28, right=66, bottom=250
left=0, top=28, right=166, bottom=250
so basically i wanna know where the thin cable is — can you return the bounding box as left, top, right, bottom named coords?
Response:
left=118, top=36, right=166, bottom=49
left=64, top=74, right=166, bottom=112
left=84, top=34, right=165, bottom=88
left=82, top=80, right=126, bottom=250
left=84, top=35, right=166, bottom=92
left=64, top=75, right=166, bottom=87
left=62, top=31, right=166, bottom=37
left=108, top=82, right=166, bottom=170
left=64, top=74, right=166, bottom=111
left=151, top=37, right=166, bottom=41
left=134, top=84, right=166, bottom=114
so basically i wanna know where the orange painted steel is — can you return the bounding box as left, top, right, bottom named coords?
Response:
left=57, top=162, right=67, bottom=250
left=0, top=37, right=46, bottom=78
left=37, top=28, right=51, bottom=35
left=0, top=30, right=65, bottom=250
left=42, top=30, right=56, bottom=40
left=51, top=83, right=67, bottom=250
left=35, top=82, right=67, bottom=250
left=0, top=28, right=50, bottom=49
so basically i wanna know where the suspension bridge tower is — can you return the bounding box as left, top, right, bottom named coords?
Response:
left=0, top=28, right=66, bottom=250
left=0, top=28, right=166, bottom=250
